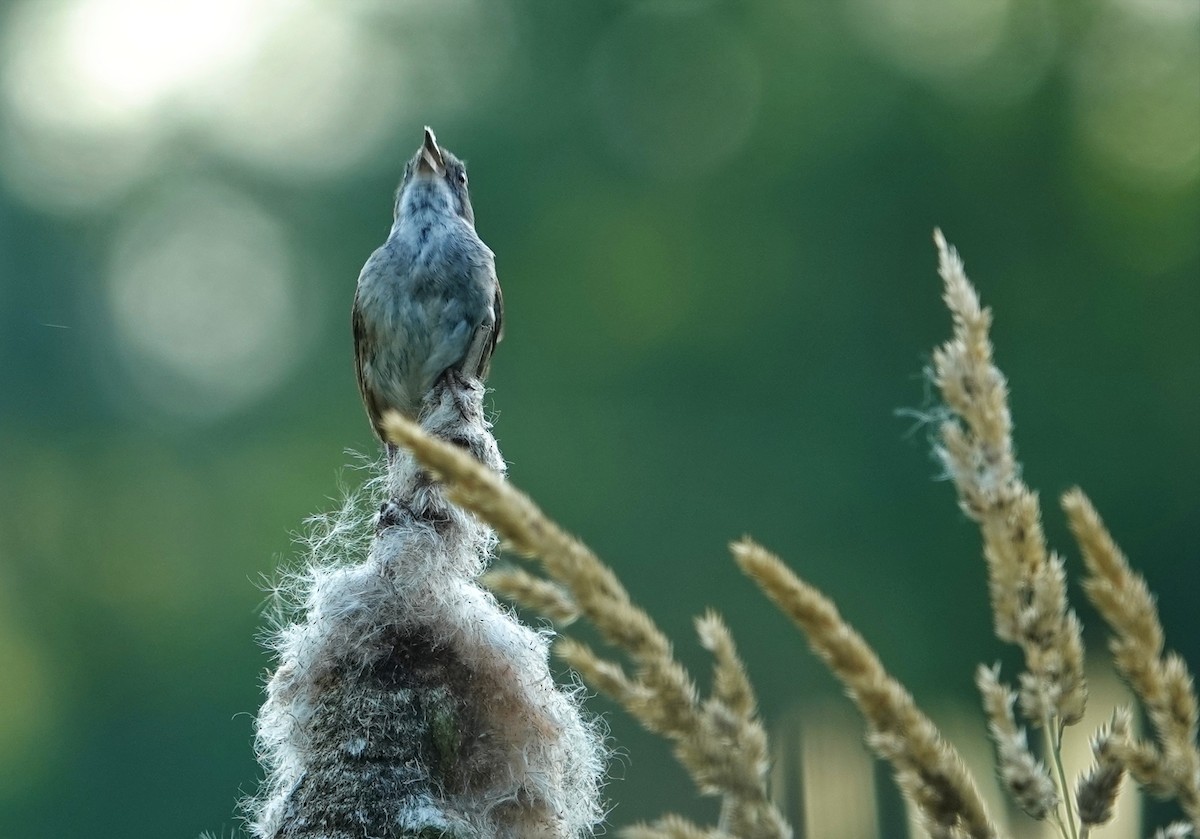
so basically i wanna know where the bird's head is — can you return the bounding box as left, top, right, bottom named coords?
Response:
left=394, top=127, right=475, bottom=226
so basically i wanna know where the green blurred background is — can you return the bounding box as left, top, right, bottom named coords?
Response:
left=0, top=0, right=1196, bottom=835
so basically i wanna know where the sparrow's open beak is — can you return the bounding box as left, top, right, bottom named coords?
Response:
left=416, top=126, right=445, bottom=176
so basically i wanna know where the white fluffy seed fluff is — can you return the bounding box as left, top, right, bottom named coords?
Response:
left=246, top=378, right=606, bottom=838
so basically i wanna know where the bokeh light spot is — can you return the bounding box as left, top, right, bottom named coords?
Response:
left=590, top=10, right=761, bottom=179
left=63, top=0, right=267, bottom=120
left=0, top=0, right=275, bottom=209
left=1071, top=3, right=1200, bottom=189
left=0, top=117, right=162, bottom=212
left=849, top=0, right=1010, bottom=76
left=189, top=7, right=408, bottom=177
left=846, top=0, right=1057, bottom=106
left=106, top=182, right=305, bottom=420
left=0, top=0, right=514, bottom=210
left=0, top=0, right=274, bottom=131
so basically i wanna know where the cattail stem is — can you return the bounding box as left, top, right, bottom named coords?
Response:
left=249, top=379, right=605, bottom=838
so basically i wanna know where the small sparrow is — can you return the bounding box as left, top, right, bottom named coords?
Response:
left=352, top=127, right=503, bottom=450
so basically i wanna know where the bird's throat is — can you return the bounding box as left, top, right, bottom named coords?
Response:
left=398, top=177, right=456, bottom=224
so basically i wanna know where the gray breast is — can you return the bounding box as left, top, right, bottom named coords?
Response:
left=356, top=217, right=495, bottom=415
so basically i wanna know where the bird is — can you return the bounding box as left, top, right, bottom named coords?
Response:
left=352, top=127, right=503, bottom=455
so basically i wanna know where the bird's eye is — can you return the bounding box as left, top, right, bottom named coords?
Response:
left=457, top=170, right=468, bottom=186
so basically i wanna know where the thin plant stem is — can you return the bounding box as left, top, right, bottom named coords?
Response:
left=1045, top=712, right=1079, bottom=839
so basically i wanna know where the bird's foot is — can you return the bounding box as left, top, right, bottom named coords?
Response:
left=444, top=370, right=480, bottom=422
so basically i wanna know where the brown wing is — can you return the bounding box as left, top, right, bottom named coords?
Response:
left=478, top=279, right=504, bottom=379
left=352, top=291, right=389, bottom=441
